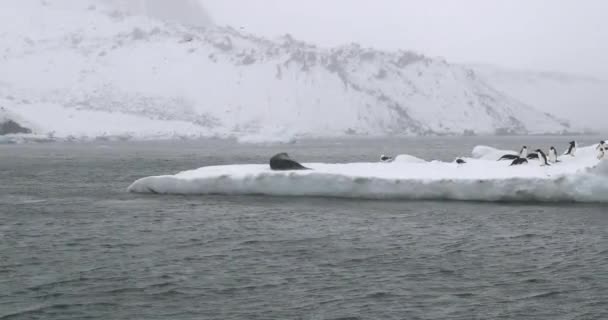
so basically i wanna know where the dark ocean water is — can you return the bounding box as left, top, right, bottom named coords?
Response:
left=1, top=137, right=607, bottom=320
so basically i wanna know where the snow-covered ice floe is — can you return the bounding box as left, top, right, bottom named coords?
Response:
left=128, top=143, right=608, bottom=203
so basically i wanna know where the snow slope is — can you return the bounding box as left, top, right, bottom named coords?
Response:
left=0, top=0, right=569, bottom=141
left=128, top=142, right=608, bottom=202
left=102, top=0, right=213, bottom=27
left=471, top=65, right=608, bottom=133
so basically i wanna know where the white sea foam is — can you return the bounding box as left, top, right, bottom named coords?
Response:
left=128, top=143, right=608, bottom=202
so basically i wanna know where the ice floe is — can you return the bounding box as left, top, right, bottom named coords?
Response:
left=128, top=142, right=608, bottom=202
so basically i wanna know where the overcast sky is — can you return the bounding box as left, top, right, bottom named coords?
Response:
left=203, top=0, right=608, bottom=77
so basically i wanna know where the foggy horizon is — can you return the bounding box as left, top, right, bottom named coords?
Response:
left=204, top=0, right=608, bottom=78
left=3, top=3, right=608, bottom=319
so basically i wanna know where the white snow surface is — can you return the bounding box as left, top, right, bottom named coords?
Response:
left=471, top=145, right=518, bottom=160
left=128, top=142, right=608, bottom=203
left=102, top=0, right=213, bottom=27
left=471, top=65, right=608, bottom=133
left=392, top=154, right=427, bottom=163
left=0, top=0, right=570, bottom=142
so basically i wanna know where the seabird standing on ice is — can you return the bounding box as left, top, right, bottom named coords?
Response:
left=498, top=146, right=528, bottom=161
left=549, top=146, right=560, bottom=163
left=564, top=141, right=577, bottom=157
left=598, top=146, right=606, bottom=160
left=534, top=149, right=551, bottom=166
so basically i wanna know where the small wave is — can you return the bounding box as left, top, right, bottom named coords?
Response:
left=522, top=278, right=550, bottom=284
left=509, top=233, right=543, bottom=239
left=0, top=195, right=47, bottom=205
left=0, top=302, right=118, bottom=320
left=527, top=291, right=564, bottom=299
left=364, top=291, right=399, bottom=299
left=453, top=292, right=476, bottom=298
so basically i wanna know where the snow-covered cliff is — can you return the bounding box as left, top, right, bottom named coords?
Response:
left=0, top=0, right=569, bottom=141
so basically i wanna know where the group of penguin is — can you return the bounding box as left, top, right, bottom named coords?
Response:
left=379, top=140, right=607, bottom=167
left=498, top=142, right=569, bottom=166
left=269, top=141, right=607, bottom=171
left=498, top=140, right=606, bottom=166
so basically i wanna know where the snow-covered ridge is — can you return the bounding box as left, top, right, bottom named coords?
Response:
left=128, top=142, right=608, bottom=202
left=470, top=64, right=608, bottom=133
left=0, top=0, right=569, bottom=141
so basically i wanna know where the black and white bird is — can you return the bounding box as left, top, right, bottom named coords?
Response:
left=380, top=154, right=394, bottom=162
left=596, top=140, right=606, bottom=151
left=527, top=153, right=539, bottom=160
left=498, top=154, right=519, bottom=161
left=534, top=149, right=551, bottom=166
left=498, top=146, right=528, bottom=161
left=598, top=146, right=606, bottom=160
left=510, top=157, right=528, bottom=166
left=519, top=146, right=528, bottom=158
left=564, top=141, right=577, bottom=157
left=549, top=146, right=560, bottom=163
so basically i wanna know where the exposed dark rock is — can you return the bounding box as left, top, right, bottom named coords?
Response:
left=463, top=129, right=476, bottom=136
left=494, top=127, right=519, bottom=136
left=241, top=54, right=256, bottom=65
left=0, top=120, right=32, bottom=135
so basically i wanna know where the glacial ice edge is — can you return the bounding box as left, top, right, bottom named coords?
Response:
left=127, top=144, right=608, bottom=203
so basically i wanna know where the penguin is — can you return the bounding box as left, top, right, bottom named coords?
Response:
left=498, top=146, right=527, bottom=161
left=455, top=158, right=466, bottom=164
left=519, top=146, right=528, bottom=158
left=596, top=140, right=606, bottom=151
left=598, top=146, right=606, bottom=160
left=549, top=146, right=560, bottom=163
left=380, top=154, right=394, bottom=162
left=510, top=157, right=528, bottom=166
left=527, top=153, right=539, bottom=160
left=564, top=141, right=576, bottom=157
left=534, top=149, right=551, bottom=166
left=498, top=154, right=519, bottom=161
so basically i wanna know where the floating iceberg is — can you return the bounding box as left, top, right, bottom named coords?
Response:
left=128, top=143, right=608, bottom=203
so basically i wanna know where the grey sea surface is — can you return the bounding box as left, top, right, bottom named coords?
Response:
left=1, top=136, right=607, bottom=320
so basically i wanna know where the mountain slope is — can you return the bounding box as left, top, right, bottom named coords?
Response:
left=471, top=65, right=607, bottom=133
left=0, top=0, right=569, bottom=141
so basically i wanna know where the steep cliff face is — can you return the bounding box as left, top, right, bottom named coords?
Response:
left=0, top=1, right=569, bottom=140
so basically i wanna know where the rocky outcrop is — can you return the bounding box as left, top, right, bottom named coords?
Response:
left=0, top=119, right=32, bottom=135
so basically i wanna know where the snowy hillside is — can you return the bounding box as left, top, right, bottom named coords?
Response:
left=0, top=0, right=570, bottom=141
left=102, top=0, right=213, bottom=27
left=471, top=65, right=608, bottom=133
